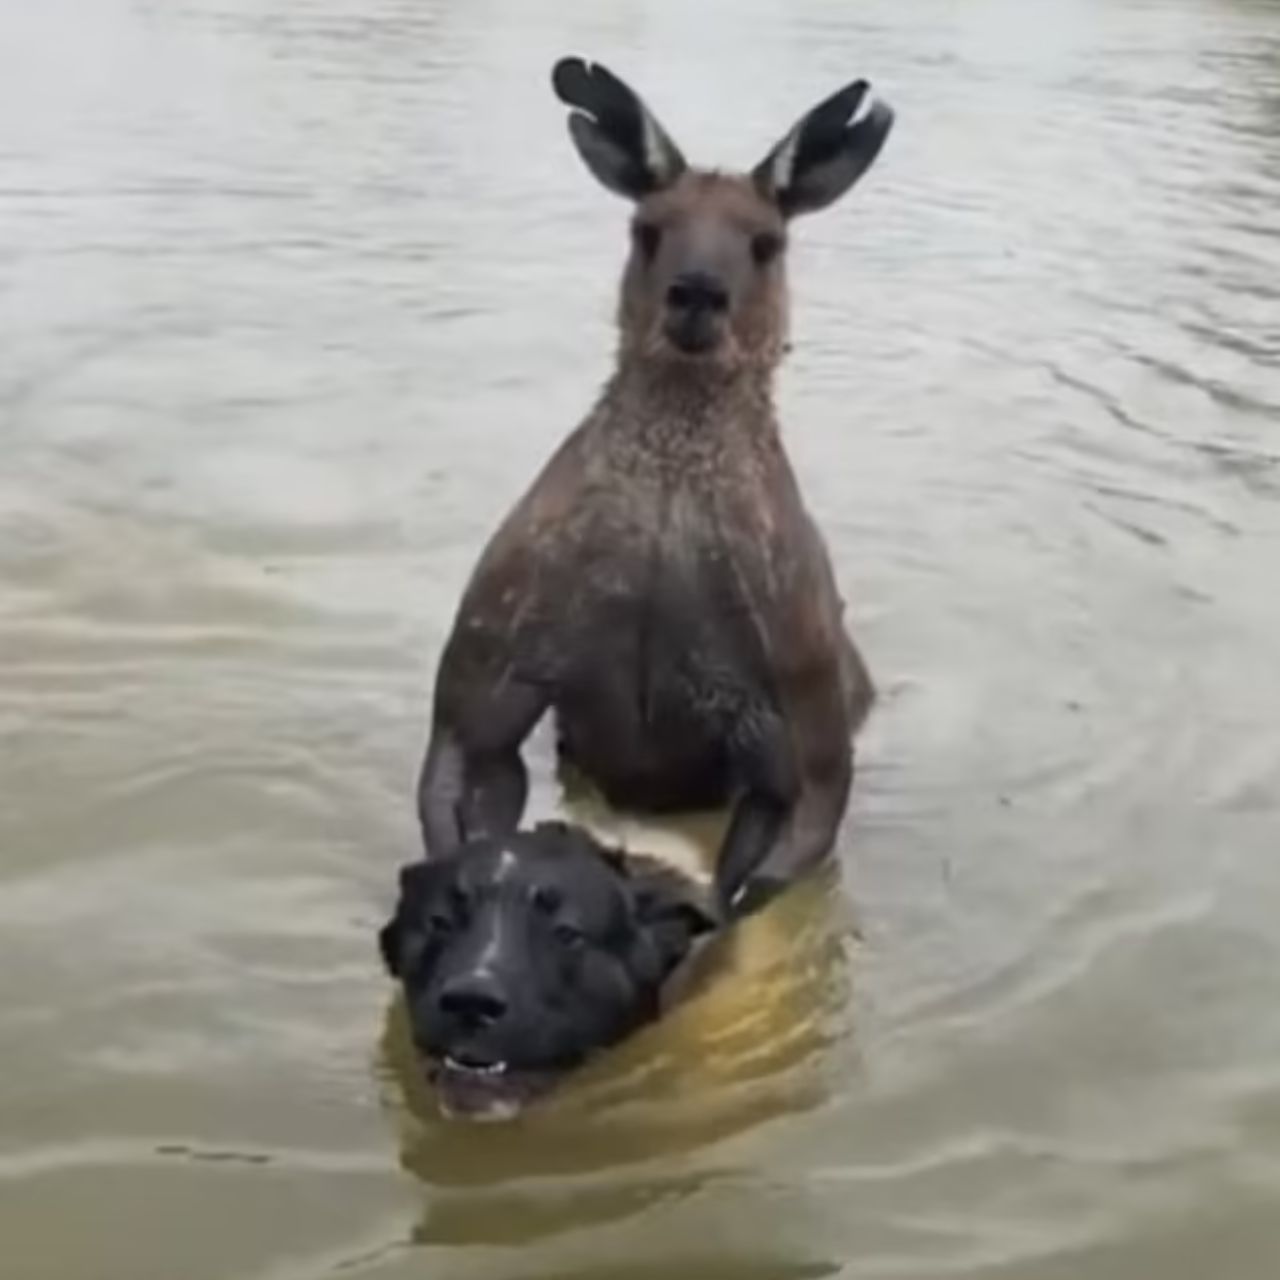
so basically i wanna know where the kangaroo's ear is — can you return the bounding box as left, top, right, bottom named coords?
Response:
left=753, top=79, right=893, bottom=218
left=552, top=57, right=687, bottom=200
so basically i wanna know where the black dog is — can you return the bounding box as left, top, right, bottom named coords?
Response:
left=379, top=822, right=715, bottom=1120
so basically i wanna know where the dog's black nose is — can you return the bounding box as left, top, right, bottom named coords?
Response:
left=666, top=271, right=729, bottom=313
left=437, top=973, right=509, bottom=1027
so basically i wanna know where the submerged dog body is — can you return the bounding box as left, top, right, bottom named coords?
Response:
left=418, top=59, right=893, bottom=918
left=380, top=822, right=714, bottom=1119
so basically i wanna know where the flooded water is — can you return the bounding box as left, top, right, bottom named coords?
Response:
left=3, top=0, right=1280, bottom=1275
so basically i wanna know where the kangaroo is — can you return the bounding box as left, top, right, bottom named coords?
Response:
left=417, top=58, right=893, bottom=919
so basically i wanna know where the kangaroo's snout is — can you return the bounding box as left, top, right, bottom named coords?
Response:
left=664, top=269, right=730, bottom=355
left=667, top=271, right=729, bottom=314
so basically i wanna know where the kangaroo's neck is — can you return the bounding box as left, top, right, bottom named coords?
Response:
left=593, top=358, right=778, bottom=464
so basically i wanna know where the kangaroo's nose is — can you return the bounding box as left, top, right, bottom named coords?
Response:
left=437, top=973, right=509, bottom=1028
left=666, top=271, right=729, bottom=313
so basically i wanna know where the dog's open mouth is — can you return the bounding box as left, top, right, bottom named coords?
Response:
left=429, top=1056, right=557, bottom=1123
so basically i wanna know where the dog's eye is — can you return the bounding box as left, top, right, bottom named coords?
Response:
left=553, top=921, right=586, bottom=951
left=751, top=231, right=784, bottom=266
left=532, top=885, right=562, bottom=915
left=632, top=221, right=661, bottom=261
left=426, top=912, right=455, bottom=936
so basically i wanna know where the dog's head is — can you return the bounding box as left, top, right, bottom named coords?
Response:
left=379, top=822, right=716, bottom=1121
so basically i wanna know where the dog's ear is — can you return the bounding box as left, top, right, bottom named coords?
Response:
left=532, top=819, right=616, bottom=864
left=625, top=855, right=718, bottom=979
left=398, top=860, right=439, bottom=899
left=378, top=916, right=402, bottom=977
left=379, top=861, right=438, bottom=978
left=531, top=819, right=579, bottom=844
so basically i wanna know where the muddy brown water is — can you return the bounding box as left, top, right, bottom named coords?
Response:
left=3, top=0, right=1280, bottom=1277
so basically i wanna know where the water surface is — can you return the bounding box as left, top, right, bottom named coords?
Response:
left=3, top=0, right=1280, bottom=1276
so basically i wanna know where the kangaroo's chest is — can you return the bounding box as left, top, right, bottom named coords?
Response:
left=549, top=557, right=781, bottom=810
left=517, top=444, right=794, bottom=807
left=551, top=498, right=775, bottom=743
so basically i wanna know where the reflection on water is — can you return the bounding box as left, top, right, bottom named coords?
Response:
left=3, top=0, right=1280, bottom=1277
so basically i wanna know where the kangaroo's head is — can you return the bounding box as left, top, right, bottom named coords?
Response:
left=552, top=58, right=893, bottom=377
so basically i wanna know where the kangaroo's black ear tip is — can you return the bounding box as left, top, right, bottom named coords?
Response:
left=551, top=56, right=584, bottom=97
left=865, top=97, right=895, bottom=136
left=859, top=100, right=895, bottom=170
left=840, top=78, right=871, bottom=108
left=806, top=80, right=892, bottom=154
left=553, top=56, right=612, bottom=107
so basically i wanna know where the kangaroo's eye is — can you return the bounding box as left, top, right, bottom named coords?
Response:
left=633, top=221, right=662, bottom=260
left=751, top=232, right=784, bottom=266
